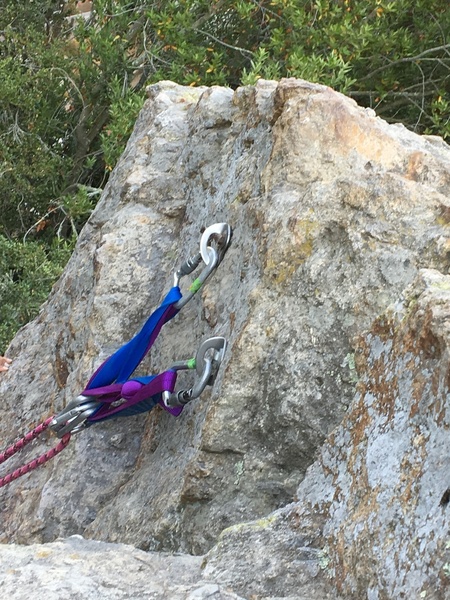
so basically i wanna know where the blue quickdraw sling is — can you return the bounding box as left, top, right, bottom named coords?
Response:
left=50, top=223, right=232, bottom=438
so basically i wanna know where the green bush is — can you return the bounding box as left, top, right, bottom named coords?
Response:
left=2, top=0, right=449, bottom=244
left=0, top=235, right=73, bottom=353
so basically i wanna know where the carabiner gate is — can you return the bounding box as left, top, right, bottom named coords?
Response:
left=163, top=336, right=227, bottom=408
left=50, top=395, right=101, bottom=438
left=173, top=223, right=232, bottom=310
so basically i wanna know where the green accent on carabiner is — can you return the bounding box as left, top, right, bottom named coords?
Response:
left=187, top=358, right=196, bottom=370
left=189, top=278, right=203, bottom=294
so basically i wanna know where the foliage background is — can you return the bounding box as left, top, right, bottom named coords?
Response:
left=1, top=0, right=449, bottom=351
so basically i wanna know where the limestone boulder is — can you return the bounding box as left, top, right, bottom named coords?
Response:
left=0, top=535, right=244, bottom=600
left=203, top=269, right=450, bottom=599
left=0, top=79, right=449, bottom=563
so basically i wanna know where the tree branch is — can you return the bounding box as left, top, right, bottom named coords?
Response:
left=359, top=44, right=450, bottom=82
left=193, top=28, right=254, bottom=57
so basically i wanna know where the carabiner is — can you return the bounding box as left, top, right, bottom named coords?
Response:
left=50, top=395, right=101, bottom=438
left=173, top=223, right=232, bottom=310
left=162, top=336, right=227, bottom=408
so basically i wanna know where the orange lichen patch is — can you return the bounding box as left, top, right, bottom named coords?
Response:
left=347, top=397, right=371, bottom=450
left=353, top=341, right=371, bottom=379
left=398, top=460, right=423, bottom=511
left=409, top=372, right=427, bottom=418
left=345, top=423, right=371, bottom=501
left=366, top=308, right=446, bottom=423
left=54, top=354, right=69, bottom=389
left=372, top=373, right=397, bottom=421
left=417, top=326, right=441, bottom=361
left=359, top=342, right=399, bottom=424
left=397, top=431, right=427, bottom=512
left=332, top=485, right=343, bottom=504
left=371, top=314, right=396, bottom=342
left=331, top=99, right=399, bottom=168
left=54, top=332, right=74, bottom=389
left=404, top=307, right=442, bottom=360
left=347, top=485, right=380, bottom=524
left=332, top=530, right=349, bottom=590
left=329, top=484, right=380, bottom=593
left=405, top=151, right=426, bottom=181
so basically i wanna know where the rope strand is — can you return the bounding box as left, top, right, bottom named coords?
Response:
left=0, top=417, right=54, bottom=465
left=0, top=418, right=71, bottom=488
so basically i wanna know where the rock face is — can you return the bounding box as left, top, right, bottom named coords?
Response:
left=0, top=535, right=244, bottom=600
left=316, top=269, right=450, bottom=598
left=203, top=269, right=450, bottom=599
left=0, top=78, right=450, bottom=598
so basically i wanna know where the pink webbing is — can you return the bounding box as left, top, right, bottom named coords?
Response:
left=0, top=417, right=71, bottom=488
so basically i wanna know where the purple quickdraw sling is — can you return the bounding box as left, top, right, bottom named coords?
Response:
left=0, top=224, right=232, bottom=488
left=81, top=286, right=183, bottom=422
left=49, top=223, right=232, bottom=437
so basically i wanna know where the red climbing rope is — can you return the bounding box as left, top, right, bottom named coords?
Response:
left=0, top=417, right=71, bottom=488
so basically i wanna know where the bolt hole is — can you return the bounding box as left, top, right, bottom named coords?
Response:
left=440, top=488, right=450, bottom=507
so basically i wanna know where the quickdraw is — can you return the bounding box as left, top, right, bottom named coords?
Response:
left=0, top=223, right=232, bottom=488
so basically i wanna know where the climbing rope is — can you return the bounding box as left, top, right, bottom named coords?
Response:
left=0, top=223, right=232, bottom=488
left=0, top=417, right=71, bottom=488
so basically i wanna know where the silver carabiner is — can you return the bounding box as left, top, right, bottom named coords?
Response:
left=173, top=223, right=232, bottom=310
left=162, top=336, right=227, bottom=408
left=50, top=395, right=101, bottom=438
